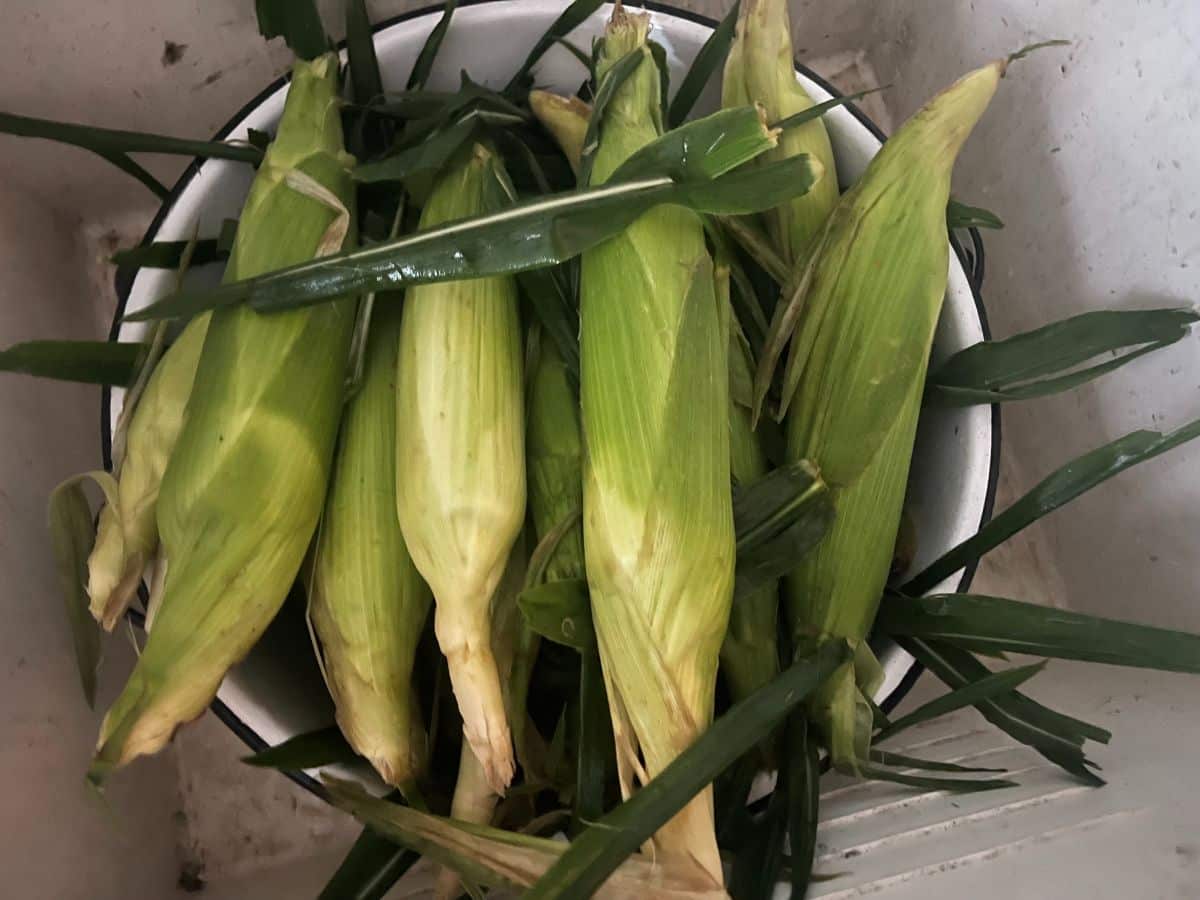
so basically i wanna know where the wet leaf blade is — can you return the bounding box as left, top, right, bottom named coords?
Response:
left=0, top=340, right=149, bottom=386
left=407, top=0, right=459, bottom=90
left=926, top=307, right=1198, bottom=407
left=668, top=0, right=740, bottom=128
left=522, top=642, right=850, bottom=900
left=317, top=825, right=419, bottom=900
left=904, top=418, right=1200, bottom=595
left=874, top=659, right=1047, bottom=743
left=881, top=591, right=1200, bottom=674
left=242, top=726, right=359, bottom=770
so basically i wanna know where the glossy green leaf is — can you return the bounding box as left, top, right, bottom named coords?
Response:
left=926, top=307, right=1198, bottom=406
left=242, top=726, right=359, bottom=770
left=111, top=219, right=237, bottom=269
left=898, top=636, right=1106, bottom=785
left=733, top=460, right=834, bottom=601
left=770, top=86, right=886, bottom=132
left=317, top=825, right=419, bottom=900
left=857, top=764, right=1016, bottom=793
left=353, top=115, right=477, bottom=185
left=882, top=592, right=1200, bottom=674
left=518, top=579, right=593, bottom=651
left=345, top=0, right=384, bottom=103
left=786, top=714, right=820, bottom=900
left=505, top=0, right=607, bottom=95
left=47, top=477, right=104, bottom=707
left=0, top=112, right=261, bottom=194
left=254, top=0, right=328, bottom=59
left=946, top=199, right=1004, bottom=230
left=874, top=659, right=1047, bottom=743
left=407, top=0, right=458, bottom=90
left=575, top=650, right=613, bottom=831
left=669, top=0, right=740, bottom=127
left=524, top=642, right=849, bottom=900
left=905, top=417, right=1200, bottom=594
left=0, top=340, right=149, bottom=386
left=869, top=749, right=1008, bottom=774
left=127, top=144, right=819, bottom=322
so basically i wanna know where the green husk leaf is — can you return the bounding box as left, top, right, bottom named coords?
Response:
left=770, top=86, right=887, bottom=132
left=111, top=219, right=237, bottom=269
left=575, top=649, right=614, bottom=830
left=925, top=307, right=1198, bottom=406
left=517, top=268, right=581, bottom=382
left=577, top=48, right=644, bottom=185
left=856, top=764, right=1017, bottom=793
left=669, top=0, right=740, bottom=127
left=0, top=340, right=149, bottom=386
left=786, top=714, right=821, bottom=900
left=718, top=214, right=791, bottom=286
left=353, top=115, right=477, bottom=184
left=254, top=0, right=329, bottom=59
left=0, top=112, right=262, bottom=187
left=905, top=417, right=1200, bottom=594
left=729, top=768, right=788, bottom=899
left=127, top=145, right=819, bottom=321
left=96, top=150, right=169, bottom=198
left=242, top=726, right=360, bottom=770
left=519, top=579, right=593, bottom=651
left=407, top=0, right=458, bottom=90
left=615, top=107, right=779, bottom=184
left=869, top=749, right=1009, bottom=774
left=523, top=641, right=850, bottom=900
left=946, top=199, right=1004, bottom=230
left=647, top=39, right=672, bottom=127
left=48, top=476, right=105, bottom=707
left=317, top=825, right=419, bottom=900
left=505, top=0, right=607, bottom=95
left=874, top=660, right=1047, bottom=743
left=898, top=636, right=1107, bottom=785
left=732, top=460, right=834, bottom=601
left=346, top=0, right=384, bottom=104
left=881, top=592, right=1200, bottom=674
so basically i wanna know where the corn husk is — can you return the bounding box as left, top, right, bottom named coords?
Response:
left=529, top=90, right=590, bottom=178
left=436, top=535, right=528, bottom=900
left=716, top=263, right=779, bottom=708
left=527, top=334, right=585, bottom=584
left=722, top=0, right=839, bottom=262
left=309, top=299, right=432, bottom=793
left=780, top=62, right=1002, bottom=771
left=87, top=314, right=208, bottom=630
left=394, top=143, right=526, bottom=795
left=580, top=9, right=734, bottom=887
left=91, top=53, right=358, bottom=778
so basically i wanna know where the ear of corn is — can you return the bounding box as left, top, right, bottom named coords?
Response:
left=87, top=314, right=208, bottom=630
left=527, top=334, right=585, bottom=584
left=580, top=9, right=734, bottom=886
left=394, top=143, right=526, bottom=796
left=309, top=298, right=433, bottom=793
left=91, top=53, right=358, bottom=778
left=781, top=62, right=1002, bottom=771
left=722, top=0, right=839, bottom=262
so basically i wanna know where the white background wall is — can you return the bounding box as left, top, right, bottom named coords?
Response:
left=1, top=1, right=1198, bottom=897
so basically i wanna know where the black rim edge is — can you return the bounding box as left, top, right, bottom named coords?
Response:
left=103, top=0, right=1001, bottom=790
